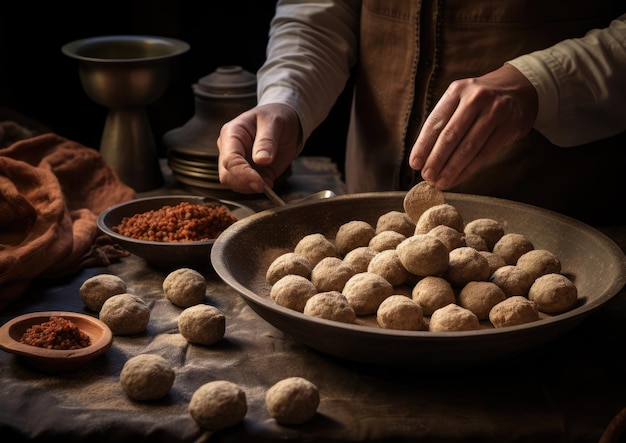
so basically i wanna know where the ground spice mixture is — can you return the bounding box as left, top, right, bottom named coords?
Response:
left=20, top=316, right=91, bottom=350
left=112, top=201, right=237, bottom=242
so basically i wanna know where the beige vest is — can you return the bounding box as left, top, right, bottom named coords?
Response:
left=346, top=0, right=625, bottom=224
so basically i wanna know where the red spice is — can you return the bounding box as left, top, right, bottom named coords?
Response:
left=112, top=201, right=237, bottom=242
left=20, top=316, right=91, bottom=350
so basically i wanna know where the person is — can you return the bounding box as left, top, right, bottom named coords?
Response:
left=217, top=0, right=626, bottom=224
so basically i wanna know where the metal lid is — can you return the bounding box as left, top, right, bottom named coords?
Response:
left=193, top=65, right=256, bottom=98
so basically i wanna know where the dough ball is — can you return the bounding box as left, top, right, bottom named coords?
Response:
left=163, top=268, right=206, bottom=308
left=493, top=233, right=534, bottom=265
left=489, top=296, right=539, bottom=328
left=311, top=257, right=356, bottom=292
left=516, top=249, right=562, bottom=281
left=342, top=272, right=393, bottom=315
left=429, top=304, right=480, bottom=332
left=80, top=274, right=127, bottom=312
left=377, top=295, right=424, bottom=331
left=444, top=246, right=491, bottom=288
left=270, top=275, right=317, bottom=312
left=376, top=210, right=416, bottom=237
left=189, top=380, right=247, bottom=430
left=178, top=304, right=225, bottom=345
left=414, top=204, right=464, bottom=235
left=343, top=246, right=378, bottom=273
left=489, top=265, right=534, bottom=297
left=334, top=220, right=376, bottom=257
left=411, top=276, right=455, bottom=316
left=396, top=234, right=449, bottom=277
left=528, top=273, right=578, bottom=314
left=266, top=252, right=312, bottom=285
left=100, top=293, right=150, bottom=335
left=427, top=224, right=465, bottom=252
left=464, top=218, right=504, bottom=251
left=368, top=230, right=406, bottom=252
left=479, top=251, right=507, bottom=276
left=294, top=233, right=337, bottom=267
left=120, top=354, right=175, bottom=401
left=303, top=291, right=356, bottom=323
left=403, top=181, right=446, bottom=222
left=463, top=233, right=489, bottom=252
left=457, top=281, right=506, bottom=320
left=266, top=377, right=319, bottom=425
left=367, top=249, right=411, bottom=286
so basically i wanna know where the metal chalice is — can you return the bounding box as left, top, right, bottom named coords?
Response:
left=62, top=35, right=190, bottom=191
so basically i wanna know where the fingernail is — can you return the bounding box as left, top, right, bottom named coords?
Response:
left=256, top=150, right=271, bottom=160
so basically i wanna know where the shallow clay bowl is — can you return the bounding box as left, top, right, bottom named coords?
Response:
left=97, top=195, right=255, bottom=268
left=0, top=311, right=113, bottom=373
left=211, top=191, right=626, bottom=366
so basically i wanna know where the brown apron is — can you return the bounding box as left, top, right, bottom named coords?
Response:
left=346, top=0, right=626, bottom=224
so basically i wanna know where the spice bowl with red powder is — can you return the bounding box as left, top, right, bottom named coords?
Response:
left=0, top=311, right=113, bottom=373
left=97, top=195, right=255, bottom=268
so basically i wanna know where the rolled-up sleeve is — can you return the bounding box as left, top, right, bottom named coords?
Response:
left=257, top=0, right=360, bottom=144
left=507, top=13, right=626, bottom=147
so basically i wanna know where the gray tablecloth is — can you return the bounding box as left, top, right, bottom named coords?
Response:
left=1, top=157, right=624, bottom=443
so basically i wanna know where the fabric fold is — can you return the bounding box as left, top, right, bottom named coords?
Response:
left=0, top=133, right=136, bottom=310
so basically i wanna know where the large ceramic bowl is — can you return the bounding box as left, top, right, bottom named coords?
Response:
left=211, top=192, right=626, bottom=366
left=98, top=195, right=255, bottom=268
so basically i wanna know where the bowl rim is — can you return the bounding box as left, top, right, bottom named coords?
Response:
left=61, top=35, right=190, bottom=63
left=211, top=191, right=626, bottom=340
left=0, top=311, right=113, bottom=359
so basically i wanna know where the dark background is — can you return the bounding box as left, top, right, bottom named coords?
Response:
left=0, top=0, right=350, bottom=176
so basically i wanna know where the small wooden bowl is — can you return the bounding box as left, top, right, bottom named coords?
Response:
left=0, top=311, right=113, bottom=373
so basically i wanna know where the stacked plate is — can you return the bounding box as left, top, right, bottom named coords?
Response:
left=167, top=145, right=227, bottom=193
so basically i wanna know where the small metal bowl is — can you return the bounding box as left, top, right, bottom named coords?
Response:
left=0, top=311, right=113, bottom=373
left=97, top=195, right=255, bottom=268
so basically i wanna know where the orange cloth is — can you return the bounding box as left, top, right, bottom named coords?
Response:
left=0, top=133, right=136, bottom=309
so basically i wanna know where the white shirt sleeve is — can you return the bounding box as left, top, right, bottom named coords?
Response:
left=256, top=0, right=360, bottom=144
left=507, top=14, right=626, bottom=147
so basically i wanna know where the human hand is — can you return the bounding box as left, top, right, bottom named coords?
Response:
left=217, top=103, right=302, bottom=194
left=409, top=64, right=538, bottom=189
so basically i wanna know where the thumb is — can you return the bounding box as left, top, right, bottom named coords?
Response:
left=251, top=127, right=277, bottom=166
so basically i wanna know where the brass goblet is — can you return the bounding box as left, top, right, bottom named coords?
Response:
left=62, top=35, right=190, bottom=191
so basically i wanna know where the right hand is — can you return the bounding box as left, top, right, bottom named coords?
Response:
left=217, top=103, right=302, bottom=194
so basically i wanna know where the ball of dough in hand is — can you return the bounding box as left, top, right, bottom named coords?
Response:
left=120, top=354, right=175, bottom=401
left=178, top=304, right=225, bottom=345
left=403, top=181, right=446, bottom=222
left=163, top=268, right=206, bottom=308
left=266, top=377, right=320, bottom=425
left=189, top=380, right=247, bottom=430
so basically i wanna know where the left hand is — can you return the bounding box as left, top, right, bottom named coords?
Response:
left=409, top=63, right=539, bottom=189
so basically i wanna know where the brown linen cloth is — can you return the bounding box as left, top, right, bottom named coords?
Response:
left=0, top=133, right=135, bottom=309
